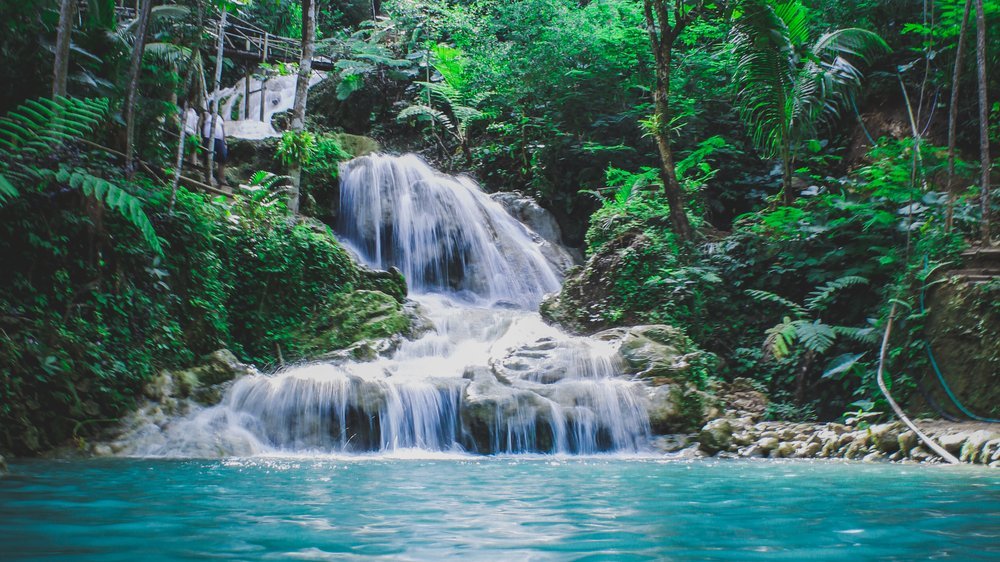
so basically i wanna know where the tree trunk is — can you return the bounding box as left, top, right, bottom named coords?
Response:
left=123, top=0, right=155, bottom=173
left=288, top=0, right=316, bottom=215
left=52, top=0, right=75, bottom=98
left=974, top=0, right=991, bottom=243
left=643, top=0, right=694, bottom=242
left=945, top=0, right=972, bottom=231
left=169, top=2, right=206, bottom=212
left=781, top=143, right=794, bottom=206
left=653, top=51, right=694, bottom=241
left=206, top=9, right=227, bottom=187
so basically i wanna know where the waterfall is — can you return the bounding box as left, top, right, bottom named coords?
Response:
left=337, top=153, right=562, bottom=308
left=212, top=72, right=324, bottom=139
left=126, top=154, right=652, bottom=457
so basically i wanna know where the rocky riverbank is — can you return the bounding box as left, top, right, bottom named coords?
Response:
left=651, top=378, right=1000, bottom=467
left=687, top=417, right=1000, bottom=466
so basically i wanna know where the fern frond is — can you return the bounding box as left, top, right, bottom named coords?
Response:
left=0, top=173, right=18, bottom=204
left=793, top=319, right=837, bottom=353
left=805, top=275, right=869, bottom=310
left=764, top=316, right=797, bottom=359
left=746, top=289, right=807, bottom=316
left=0, top=97, right=109, bottom=158
left=397, top=104, right=452, bottom=128
left=54, top=167, right=162, bottom=255
left=335, top=59, right=375, bottom=76
left=832, top=324, right=879, bottom=345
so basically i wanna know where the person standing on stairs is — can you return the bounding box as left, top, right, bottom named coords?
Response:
left=203, top=110, right=229, bottom=190
left=183, top=106, right=201, bottom=167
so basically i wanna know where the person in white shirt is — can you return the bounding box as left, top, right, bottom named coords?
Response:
left=202, top=111, right=228, bottom=187
left=183, top=107, right=200, bottom=166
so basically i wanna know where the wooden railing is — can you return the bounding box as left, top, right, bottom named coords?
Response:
left=101, top=4, right=334, bottom=71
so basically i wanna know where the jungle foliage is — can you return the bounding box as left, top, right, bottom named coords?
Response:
left=0, top=0, right=997, bottom=452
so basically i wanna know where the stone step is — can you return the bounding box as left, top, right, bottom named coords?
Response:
left=961, top=246, right=1000, bottom=269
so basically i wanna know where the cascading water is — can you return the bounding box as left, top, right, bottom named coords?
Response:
left=123, top=154, right=653, bottom=457
left=337, top=153, right=563, bottom=308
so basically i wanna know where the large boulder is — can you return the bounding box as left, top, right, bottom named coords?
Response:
left=143, top=349, right=253, bottom=408
left=491, top=192, right=565, bottom=245
left=490, top=192, right=581, bottom=272
left=300, top=290, right=412, bottom=355
left=647, top=384, right=709, bottom=434
left=540, top=231, right=650, bottom=334
left=593, top=325, right=713, bottom=385
left=358, top=266, right=407, bottom=303
left=698, top=418, right=734, bottom=454
left=460, top=367, right=553, bottom=453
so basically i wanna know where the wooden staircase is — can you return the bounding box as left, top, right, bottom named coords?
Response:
left=950, top=247, right=1000, bottom=285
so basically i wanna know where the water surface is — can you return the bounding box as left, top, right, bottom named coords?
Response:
left=1, top=457, right=997, bottom=561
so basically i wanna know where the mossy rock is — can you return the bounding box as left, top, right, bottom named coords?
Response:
left=647, top=384, right=710, bottom=434
left=301, top=290, right=411, bottom=354
left=335, top=133, right=381, bottom=158
left=358, top=266, right=407, bottom=303
left=540, top=232, right=652, bottom=334
left=226, top=137, right=280, bottom=185
left=593, top=324, right=715, bottom=388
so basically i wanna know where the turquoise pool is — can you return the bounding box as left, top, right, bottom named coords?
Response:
left=1, top=456, right=997, bottom=560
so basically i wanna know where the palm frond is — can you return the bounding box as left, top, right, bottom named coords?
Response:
left=772, top=0, right=811, bottom=48
left=144, top=42, right=191, bottom=65
left=730, top=0, right=796, bottom=157
left=812, top=28, right=889, bottom=62
left=731, top=1, right=888, bottom=165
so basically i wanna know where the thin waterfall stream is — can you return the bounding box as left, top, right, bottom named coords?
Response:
left=122, top=154, right=653, bottom=457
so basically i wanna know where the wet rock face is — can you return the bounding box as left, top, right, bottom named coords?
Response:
left=595, top=325, right=692, bottom=379
left=591, top=325, right=714, bottom=389
left=480, top=323, right=714, bottom=443
left=490, top=192, right=565, bottom=247
left=490, top=192, right=581, bottom=273
left=460, top=367, right=556, bottom=453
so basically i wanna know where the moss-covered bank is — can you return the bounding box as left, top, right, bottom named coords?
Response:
left=0, top=175, right=407, bottom=455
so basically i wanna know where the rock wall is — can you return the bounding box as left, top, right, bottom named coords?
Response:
left=915, top=275, right=1000, bottom=420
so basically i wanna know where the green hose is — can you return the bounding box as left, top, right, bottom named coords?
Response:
left=920, top=256, right=1000, bottom=423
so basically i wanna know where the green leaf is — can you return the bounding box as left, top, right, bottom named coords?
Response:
left=822, top=352, right=865, bottom=379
